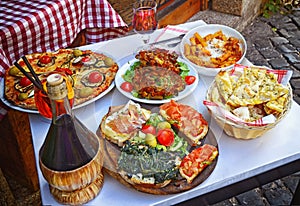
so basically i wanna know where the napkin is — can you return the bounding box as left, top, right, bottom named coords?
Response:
left=151, top=24, right=189, bottom=53
left=204, top=64, right=293, bottom=127
left=149, top=21, right=207, bottom=54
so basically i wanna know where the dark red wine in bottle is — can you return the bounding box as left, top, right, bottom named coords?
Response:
left=39, top=114, right=97, bottom=171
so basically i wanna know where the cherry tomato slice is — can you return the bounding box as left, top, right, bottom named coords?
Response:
left=55, top=67, right=73, bottom=75
left=141, top=124, right=156, bottom=135
left=81, top=56, right=90, bottom=62
left=120, top=82, right=133, bottom=92
left=39, top=55, right=52, bottom=64
left=88, top=71, right=103, bottom=83
left=185, top=75, right=196, bottom=85
left=19, top=76, right=32, bottom=87
left=156, top=129, right=174, bottom=147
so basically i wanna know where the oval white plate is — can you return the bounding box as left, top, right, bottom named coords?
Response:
left=115, top=56, right=199, bottom=104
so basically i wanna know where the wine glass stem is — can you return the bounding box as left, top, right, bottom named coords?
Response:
left=141, top=34, right=150, bottom=44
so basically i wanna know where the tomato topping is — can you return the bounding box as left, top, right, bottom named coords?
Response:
left=88, top=71, right=103, bottom=83
left=120, top=82, right=133, bottom=92
left=185, top=75, right=196, bottom=85
left=141, top=124, right=156, bottom=135
left=55, top=68, right=73, bottom=75
left=19, top=76, right=32, bottom=87
left=39, top=55, right=52, bottom=64
left=81, top=56, right=90, bottom=62
left=179, top=144, right=218, bottom=180
left=156, top=129, right=174, bottom=146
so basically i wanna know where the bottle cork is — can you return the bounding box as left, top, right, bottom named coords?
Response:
left=46, top=74, right=68, bottom=100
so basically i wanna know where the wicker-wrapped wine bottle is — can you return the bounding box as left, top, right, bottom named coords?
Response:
left=39, top=73, right=104, bottom=205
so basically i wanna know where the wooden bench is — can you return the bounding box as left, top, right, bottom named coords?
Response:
left=0, top=109, right=39, bottom=192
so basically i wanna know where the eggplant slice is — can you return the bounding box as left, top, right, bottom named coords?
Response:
left=37, top=56, right=56, bottom=67
left=81, top=70, right=105, bottom=87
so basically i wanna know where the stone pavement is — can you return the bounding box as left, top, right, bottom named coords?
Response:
left=230, top=9, right=300, bottom=205
left=189, top=8, right=300, bottom=206
left=243, top=9, right=300, bottom=105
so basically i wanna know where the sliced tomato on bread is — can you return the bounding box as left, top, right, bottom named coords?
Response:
left=179, top=144, right=218, bottom=183
left=160, top=100, right=208, bottom=146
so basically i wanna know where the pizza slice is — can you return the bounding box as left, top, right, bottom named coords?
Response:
left=179, top=144, right=218, bottom=184
left=159, top=100, right=208, bottom=146
left=70, top=51, right=119, bottom=106
left=24, top=49, right=74, bottom=73
left=265, top=93, right=289, bottom=115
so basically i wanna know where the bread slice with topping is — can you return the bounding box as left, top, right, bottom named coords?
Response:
left=100, top=100, right=151, bottom=146
left=159, top=100, right=208, bottom=146
left=117, top=143, right=180, bottom=189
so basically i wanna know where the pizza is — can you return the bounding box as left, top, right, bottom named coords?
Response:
left=4, top=48, right=118, bottom=110
left=97, top=100, right=218, bottom=194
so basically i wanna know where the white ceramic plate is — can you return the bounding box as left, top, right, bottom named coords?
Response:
left=180, top=24, right=247, bottom=77
left=115, top=56, right=199, bottom=104
left=0, top=78, right=38, bottom=113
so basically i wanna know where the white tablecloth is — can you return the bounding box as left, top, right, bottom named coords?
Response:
left=29, top=20, right=300, bottom=205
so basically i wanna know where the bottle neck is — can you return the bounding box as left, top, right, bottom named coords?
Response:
left=46, top=74, right=73, bottom=122
left=50, top=95, right=73, bottom=122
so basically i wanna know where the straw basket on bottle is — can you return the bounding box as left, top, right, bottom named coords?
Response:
left=39, top=138, right=104, bottom=205
left=205, top=81, right=292, bottom=140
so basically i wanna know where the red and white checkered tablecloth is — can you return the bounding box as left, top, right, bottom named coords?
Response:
left=0, top=0, right=128, bottom=120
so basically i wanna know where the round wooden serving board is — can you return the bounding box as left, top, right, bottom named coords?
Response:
left=96, top=126, right=218, bottom=195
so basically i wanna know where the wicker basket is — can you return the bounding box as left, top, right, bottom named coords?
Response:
left=205, top=81, right=292, bottom=140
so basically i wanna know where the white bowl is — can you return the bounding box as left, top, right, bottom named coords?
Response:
left=180, top=24, right=247, bottom=77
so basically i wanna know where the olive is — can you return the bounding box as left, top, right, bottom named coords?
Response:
left=73, top=49, right=83, bottom=57
left=9, top=66, right=20, bottom=76
left=18, top=93, right=28, bottom=100
left=157, top=121, right=171, bottom=129
left=79, top=87, right=93, bottom=98
left=104, top=57, right=114, bottom=66
left=145, top=133, right=157, bottom=147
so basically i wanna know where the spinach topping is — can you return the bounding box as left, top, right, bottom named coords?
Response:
left=118, top=142, right=179, bottom=184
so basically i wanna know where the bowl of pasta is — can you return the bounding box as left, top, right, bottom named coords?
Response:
left=180, top=24, right=247, bottom=76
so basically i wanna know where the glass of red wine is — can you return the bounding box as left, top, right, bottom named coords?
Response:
left=132, top=0, right=158, bottom=50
